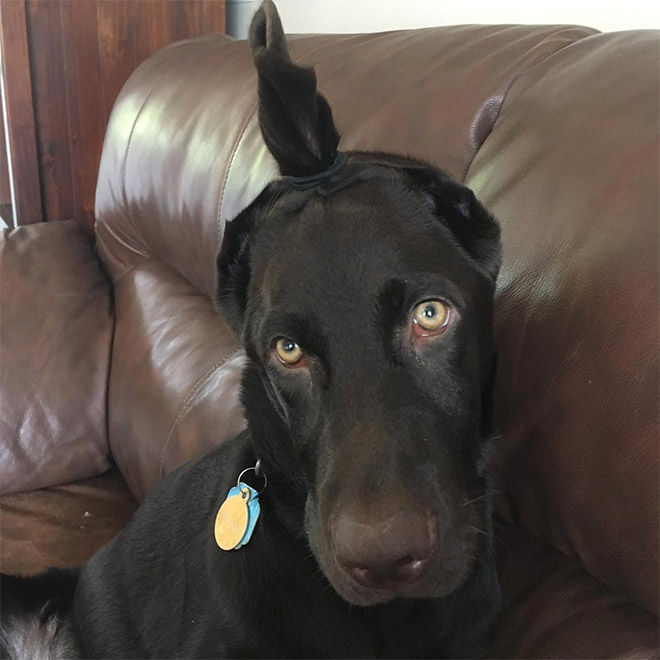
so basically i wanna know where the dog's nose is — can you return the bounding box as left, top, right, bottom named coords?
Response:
left=331, top=508, right=436, bottom=590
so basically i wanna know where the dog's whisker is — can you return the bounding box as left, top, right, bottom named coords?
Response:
left=461, top=494, right=489, bottom=507
left=465, top=525, right=489, bottom=537
left=460, top=488, right=501, bottom=508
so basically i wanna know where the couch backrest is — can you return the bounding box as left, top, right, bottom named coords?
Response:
left=95, top=25, right=658, bottom=616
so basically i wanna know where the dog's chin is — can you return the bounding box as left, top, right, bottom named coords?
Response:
left=308, top=532, right=477, bottom=607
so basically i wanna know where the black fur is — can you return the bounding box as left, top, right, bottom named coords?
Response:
left=0, top=1, right=502, bottom=657
left=249, top=0, right=340, bottom=176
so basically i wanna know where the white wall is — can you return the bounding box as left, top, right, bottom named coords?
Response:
left=227, top=0, right=660, bottom=39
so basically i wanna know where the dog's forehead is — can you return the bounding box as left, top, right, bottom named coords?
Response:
left=253, top=177, right=470, bottom=305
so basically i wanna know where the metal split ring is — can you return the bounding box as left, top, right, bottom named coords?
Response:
left=237, top=459, right=267, bottom=494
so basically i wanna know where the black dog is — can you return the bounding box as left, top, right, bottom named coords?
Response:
left=1, top=1, right=502, bottom=657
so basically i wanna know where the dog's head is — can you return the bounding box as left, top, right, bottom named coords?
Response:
left=217, top=0, right=501, bottom=607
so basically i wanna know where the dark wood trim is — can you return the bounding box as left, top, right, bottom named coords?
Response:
left=0, top=0, right=43, bottom=225
left=1, top=0, right=225, bottom=231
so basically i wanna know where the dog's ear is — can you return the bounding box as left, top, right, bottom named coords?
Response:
left=216, top=197, right=261, bottom=336
left=407, top=168, right=502, bottom=281
left=248, top=0, right=340, bottom=176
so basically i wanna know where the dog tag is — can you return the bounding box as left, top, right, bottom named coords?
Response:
left=214, top=486, right=249, bottom=551
left=232, top=483, right=260, bottom=549
left=214, top=484, right=261, bottom=551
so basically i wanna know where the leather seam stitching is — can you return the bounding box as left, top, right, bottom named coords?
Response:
left=214, top=102, right=258, bottom=250
left=119, top=44, right=224, bottom=271
left=157, top=348, right=243, bottom=481
left=121, top=84, right=160, bottom=213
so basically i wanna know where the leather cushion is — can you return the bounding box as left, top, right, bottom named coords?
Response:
left=0, top=469, right=136, bottom=573
left=468, top=30, right=659, bottom=615
left=491, top=522, right=659, bottom=658
left=0, top=221, right=113, bottom=494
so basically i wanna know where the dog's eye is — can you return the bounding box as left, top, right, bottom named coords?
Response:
left=274, top=338, right=305, bottom=366
left=412, top=300, right=450, bottom=336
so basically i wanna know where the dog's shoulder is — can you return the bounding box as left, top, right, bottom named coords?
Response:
left=73, top=432, right=256, bottom=657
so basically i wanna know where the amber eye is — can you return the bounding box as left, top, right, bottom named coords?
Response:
left=274, top=338, right=304, bottom=366
left=412, top=300, right=450, bottom=334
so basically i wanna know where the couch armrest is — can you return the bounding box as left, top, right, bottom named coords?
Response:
left=0, top=221, right=112, bottom=494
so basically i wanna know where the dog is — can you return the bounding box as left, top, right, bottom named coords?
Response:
left=0, top=1, right=502, bottom=657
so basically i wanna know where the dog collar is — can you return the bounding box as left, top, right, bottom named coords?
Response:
left=289, top=152, right=348, bottom=190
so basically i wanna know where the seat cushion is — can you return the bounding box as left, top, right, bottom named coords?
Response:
left=0, top=469, right=136, bottom=574
left=491, top=521, right=659, bottom=659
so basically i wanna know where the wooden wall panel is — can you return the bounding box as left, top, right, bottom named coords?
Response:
left=97, top=1, right=136, bottom=124
left=3, top=0, right=226, bottom=231
left=25, top=0, right=74, bottom=223
left=202, top=0, right=228, bottom=35
left=59, top=0, right=106, bottom=229
left=0, top=0, right=43, bottom=225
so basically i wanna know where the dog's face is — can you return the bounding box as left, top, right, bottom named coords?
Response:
left=218, top=0, right=501, bottom=608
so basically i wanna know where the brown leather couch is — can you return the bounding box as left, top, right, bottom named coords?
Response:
left=1, top=22, right=658, bottom=659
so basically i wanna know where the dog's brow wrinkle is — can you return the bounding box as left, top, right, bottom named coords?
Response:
left=374, top=278, right=407, bottom=364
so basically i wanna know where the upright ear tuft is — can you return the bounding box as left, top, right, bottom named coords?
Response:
left=249, top=0, right=289, bottom=60
left=248, top=0, right=340, bottom=177
left=407, top=168, right=502, bottom=281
